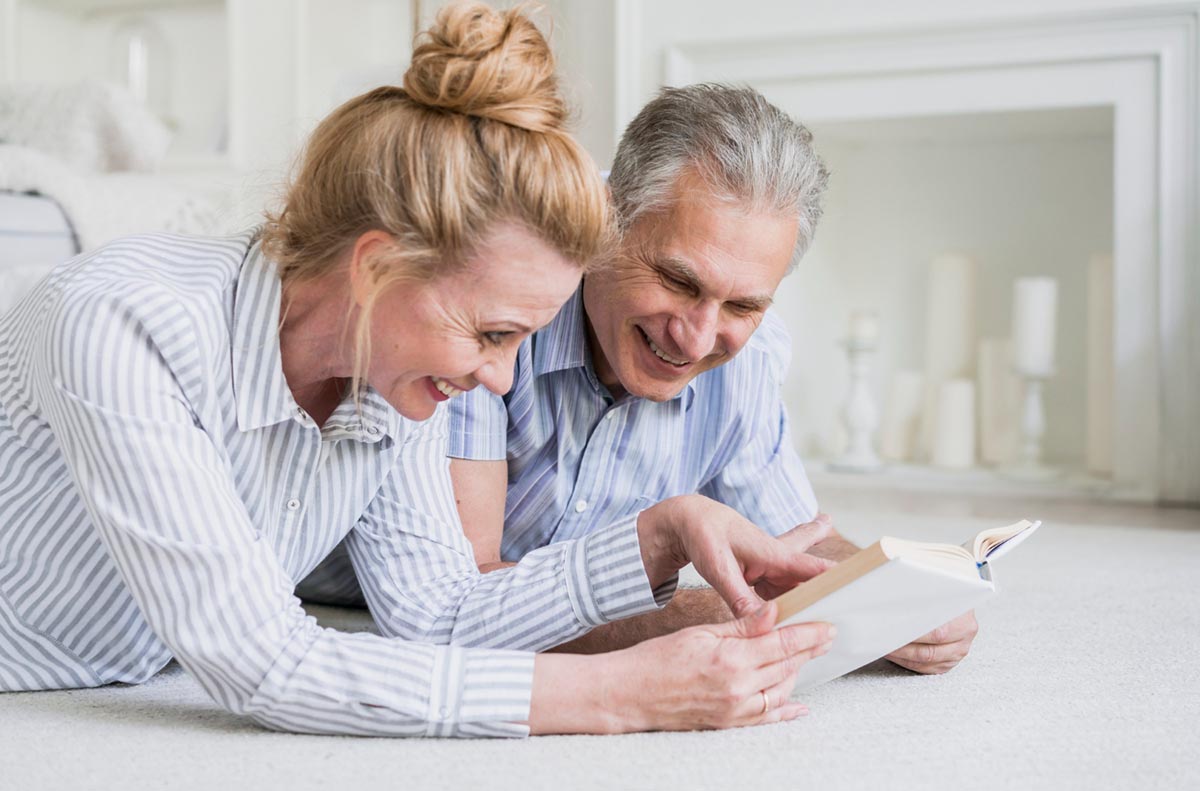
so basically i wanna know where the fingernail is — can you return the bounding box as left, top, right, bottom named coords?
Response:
left=792, top=705, right=810, bottom=718
left=817, top=641, right=833, bottom=655
left=826, top=625, right=838, bottom=640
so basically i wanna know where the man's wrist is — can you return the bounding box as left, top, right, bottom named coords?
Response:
left=636, top=496, right=691, bottom=588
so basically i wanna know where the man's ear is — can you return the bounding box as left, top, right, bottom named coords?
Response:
left=347, top=230, right=395, bottom=308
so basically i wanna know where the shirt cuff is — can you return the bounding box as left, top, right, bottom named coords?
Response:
left=425, top=645, right=535, bottom=738
left=563, top=512, right=677, bottom=629
left=446, top=430, right=508, bottom=461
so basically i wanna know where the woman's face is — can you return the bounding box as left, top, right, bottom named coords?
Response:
left=360, top=223, right=583, bottom=421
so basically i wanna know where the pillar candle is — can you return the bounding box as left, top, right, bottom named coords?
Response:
left=879, top=370, right=924, bottom=461
left=931, top=378, right=976, bottom=469
left=920, top=254, right=977, bottom=459
left=977, top=338, right=1021, bottom=466
left=1012, top=277, right=1058, bottom=375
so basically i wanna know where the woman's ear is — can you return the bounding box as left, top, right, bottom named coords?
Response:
left=347, top=230, right=396, bottom=308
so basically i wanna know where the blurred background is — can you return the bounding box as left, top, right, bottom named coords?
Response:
left=1, top=0, right=1197, bottom=514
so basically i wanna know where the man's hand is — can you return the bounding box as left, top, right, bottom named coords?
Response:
left=637, top=495, right=834, bottom=618
left=885, top=610, right=979, bottom=674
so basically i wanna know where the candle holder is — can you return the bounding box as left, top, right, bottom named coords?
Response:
left=829, top=338, right=884, bottom=473
left=1004, top=369, right=1059, bottom=480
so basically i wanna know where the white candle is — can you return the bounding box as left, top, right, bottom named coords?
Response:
left=931, top=378, right=977, bottom=469
left=920, top=254, right=977, bottom=459
left=879, top=370, right=924, bottom=461
left=848, top=310, right=879, bottom=345
left=1012, top=277, right=1058, bottom=375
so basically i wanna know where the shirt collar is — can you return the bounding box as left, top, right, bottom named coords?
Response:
left=230, top=239, right=400, bottom=441
left=530, top=284, right=696, bottom=401
left=531, top=285, right=590, bottom=376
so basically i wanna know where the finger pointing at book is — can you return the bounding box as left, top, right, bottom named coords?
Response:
left=635, top=495, right=835, bottom=619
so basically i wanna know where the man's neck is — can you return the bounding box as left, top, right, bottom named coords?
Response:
left=581, top=299, right=627, bottom=402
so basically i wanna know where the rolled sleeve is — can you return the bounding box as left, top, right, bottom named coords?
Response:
left=448, top=381, right=509, bottom=461
left=565, top=512, right=678, bottom=627
left=424, top=646, right=535, bottom=738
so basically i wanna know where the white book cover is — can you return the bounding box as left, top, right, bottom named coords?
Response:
left=776, top=520, right=1040, bottom=691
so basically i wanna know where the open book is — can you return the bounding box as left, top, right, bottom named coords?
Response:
left=775, top=519, right=1041, bottom=690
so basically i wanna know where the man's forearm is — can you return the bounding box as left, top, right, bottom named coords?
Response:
left=806, top=529, right=860, bottom=562
left=548, top=588, right=732, bottom=654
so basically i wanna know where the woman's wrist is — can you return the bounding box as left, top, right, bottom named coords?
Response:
left=529, top=652, right=633, bottom=735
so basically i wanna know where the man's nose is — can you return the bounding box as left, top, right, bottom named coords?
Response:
left=672, top=300, right=721, bottom=361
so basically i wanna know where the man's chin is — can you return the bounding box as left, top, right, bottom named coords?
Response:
left=622, top=371, right=692, bottom=402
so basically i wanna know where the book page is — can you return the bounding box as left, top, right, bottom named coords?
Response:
left=969, top=520, right=1039, bottom=563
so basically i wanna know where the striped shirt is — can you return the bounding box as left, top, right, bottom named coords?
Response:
left=448, top=286, right=818, bottom=561
left=0, top=231, right=672, bottom=737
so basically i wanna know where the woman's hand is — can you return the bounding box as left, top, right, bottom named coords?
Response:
left=611, top=601, right=833, bottom=732
left=530, top=601, right=834, bottom=734
left=637, top=495, right=835, bottom=618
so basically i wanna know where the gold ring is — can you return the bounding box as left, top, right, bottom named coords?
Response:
left=760, top=689, right=770, bottom=716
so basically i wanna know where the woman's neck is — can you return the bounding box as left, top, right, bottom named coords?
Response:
left=277, top=272, right=355, bottom=427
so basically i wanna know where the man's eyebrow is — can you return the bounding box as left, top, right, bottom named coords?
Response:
left=654, top=256, right=703, bottom=290
left=655, top=256, right=774, bottom=310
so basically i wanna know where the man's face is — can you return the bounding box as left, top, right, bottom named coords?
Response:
left=583, top=172, right=799, bottom=402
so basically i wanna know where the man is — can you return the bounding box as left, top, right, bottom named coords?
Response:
left=448, top=84, right=977, bottom=673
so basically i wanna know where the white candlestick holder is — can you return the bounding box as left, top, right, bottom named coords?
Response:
left=1004, top=369, right=1059, bottom=480
left=829, top=338, right=884, bottom=473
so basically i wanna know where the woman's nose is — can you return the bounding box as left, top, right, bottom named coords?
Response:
left=474, top=355, right=516, bottom=396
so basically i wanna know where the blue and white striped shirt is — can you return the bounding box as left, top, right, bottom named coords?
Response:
left=0, top=231, right=671, bottom=737
left=447, top=286, right=818, bottom=561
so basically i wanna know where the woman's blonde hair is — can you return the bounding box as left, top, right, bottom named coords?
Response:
left=260, top=2, right=611, bottom=397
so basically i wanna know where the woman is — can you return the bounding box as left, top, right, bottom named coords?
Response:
left=0, top=3, right=833, bottom=736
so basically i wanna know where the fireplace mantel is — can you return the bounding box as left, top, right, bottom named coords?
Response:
left=603, top=2, right=1199, bottom=503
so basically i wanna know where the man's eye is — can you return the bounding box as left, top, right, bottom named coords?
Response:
left=483, top=331, right=511, bottom=347
left=727, top=303, right=761, bottom=317
left=660, top=272, right=694, bottom=293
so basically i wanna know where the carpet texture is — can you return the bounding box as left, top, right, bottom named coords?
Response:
left=3, top=511, right=1197, bottom=790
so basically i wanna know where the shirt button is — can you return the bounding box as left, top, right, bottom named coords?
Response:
left=286, top=498, right=301, bottom=512
left=439, top=706, right=450, bottom=719
left=574, top=500, right=588, bottom=513
left=367, top=425, right=381, bottom=436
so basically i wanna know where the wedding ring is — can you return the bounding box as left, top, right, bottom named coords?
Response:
left=759, top=689, right=770, bottom=716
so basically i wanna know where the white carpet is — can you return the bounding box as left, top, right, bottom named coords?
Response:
left=3, top=511, right=1198, bottom=791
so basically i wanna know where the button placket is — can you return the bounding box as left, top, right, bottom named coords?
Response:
left=555, top=405, right=621, bottom=540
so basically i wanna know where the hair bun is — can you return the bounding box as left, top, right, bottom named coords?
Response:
left=403, top=2, right=566, bottom=133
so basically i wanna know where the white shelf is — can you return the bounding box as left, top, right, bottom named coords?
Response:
left=26, top=0, right=219, bottom=13
left=807, top=461, right=1136, bottom=502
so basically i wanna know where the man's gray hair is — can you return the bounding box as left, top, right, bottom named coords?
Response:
left=608, top=83, right=828, bottom=271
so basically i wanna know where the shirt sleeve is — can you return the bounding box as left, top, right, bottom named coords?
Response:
left=345, top=405, right=677, bottom=652
left=698, top=313, right=819, bottom=536
left=35, top=285, right=534, bottom=737
left=446, top=356, right=517, bottom=461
